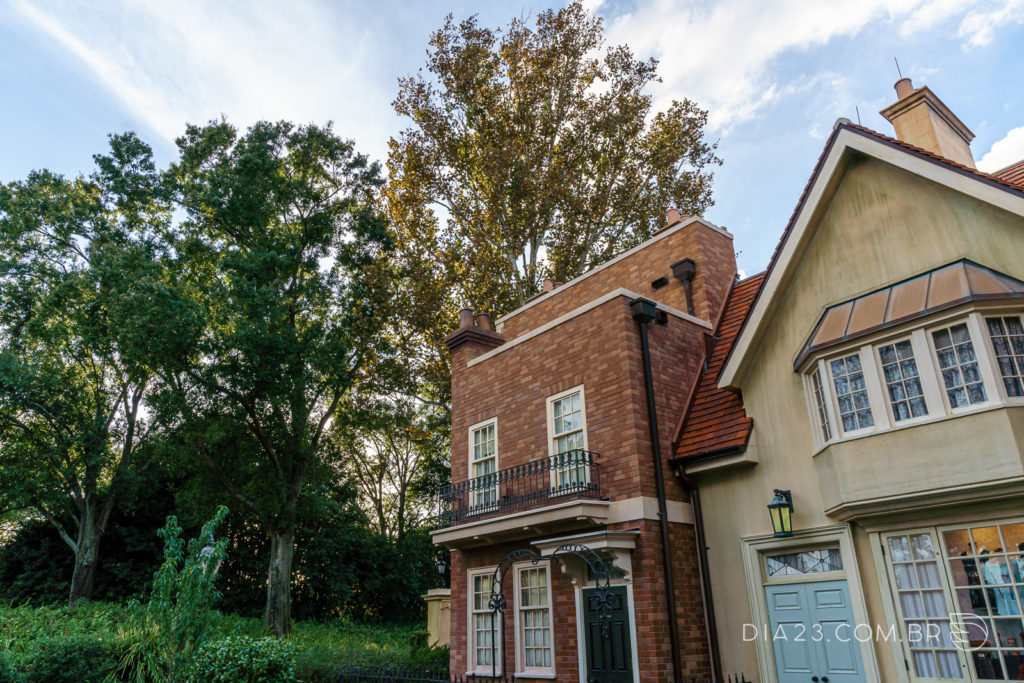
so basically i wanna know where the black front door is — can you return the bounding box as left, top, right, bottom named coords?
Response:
left=582, top=586, right=633, bottom=683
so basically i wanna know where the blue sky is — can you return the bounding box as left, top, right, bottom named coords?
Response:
left=2, top=0, right=1023, bottom=277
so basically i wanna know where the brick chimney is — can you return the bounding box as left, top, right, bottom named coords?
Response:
left=444, top=307, right=505, bottom=363
left=880, top=78, right=976, bottom=168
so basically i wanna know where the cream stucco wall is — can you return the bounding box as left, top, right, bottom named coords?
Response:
left=690, top=152, right=1024, bottom=680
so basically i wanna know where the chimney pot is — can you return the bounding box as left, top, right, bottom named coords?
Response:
left=458, top=308, right=474, bottom=328
left=543, top=278, right=555, bottom=292
left=475, top=312, right=491, bottom=331
left=894, top=78, right=914, bottom=100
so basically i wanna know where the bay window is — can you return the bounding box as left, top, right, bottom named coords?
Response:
left=805, top=309, right=1023, bottom=448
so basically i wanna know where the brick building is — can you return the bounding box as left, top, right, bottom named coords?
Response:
left=431, top=215, right=737, bottom=682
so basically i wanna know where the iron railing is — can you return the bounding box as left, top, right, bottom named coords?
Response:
left=338, top=666, right=751, bottom=683
left=438, top=450, right=602, bottom=527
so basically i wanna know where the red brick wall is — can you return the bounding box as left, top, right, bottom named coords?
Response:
left=497, top=221, right=735, bottom=339
left=449, top=520, right=711, bottom=682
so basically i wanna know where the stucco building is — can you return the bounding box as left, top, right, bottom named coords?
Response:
left=674, top=79, right=1024, bottom=683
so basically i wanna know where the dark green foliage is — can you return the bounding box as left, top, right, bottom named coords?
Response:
left=186, top=636, right=298, bottom=682
left=11, top=635, right=116, bottom=683
left=0, top=654, right=15, bottom=683
left=0, top=468, right=182, bottom=606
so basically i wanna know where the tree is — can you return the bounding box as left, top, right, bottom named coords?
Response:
left=0, top=134, right=179, bottom=606
left=155, top=120, right=393, bottom=635
left=386, top=2, right=721, bottom=400
left=335, top=396, right=439, bottom=539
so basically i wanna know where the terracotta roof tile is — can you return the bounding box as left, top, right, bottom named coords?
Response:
left=672, top=273, right=764, bottom=461
left=993, top=159, right=1024, bottom=189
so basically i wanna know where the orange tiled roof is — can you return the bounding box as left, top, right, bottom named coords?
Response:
left=993, top=159, right=1024, bottom=189
left=672, top=273, right=764, bottom=461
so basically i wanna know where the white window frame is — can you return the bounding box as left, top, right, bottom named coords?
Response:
left=980, top=311, right=1024, bottom=404
left=874, top=516, right=1024, bottom=682
left=468, top=418, right=498, bottom=514
left=467, top=566, right=501, bottom=676
left=874, top=334, right=933, bottom=427
left=925, top=315, right=998, bottom=414
left=513, top=561, right=555, bottom=677
left=546, top=385, right=589, bottom=490
left=804, top=363, right=836, bottom=449
left=803, top=307, right=1023, bottom=451
left=825, top=346, right=887, bottom=438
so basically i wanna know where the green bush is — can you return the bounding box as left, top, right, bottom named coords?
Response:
left=186, top=636, right=297, bottom=683
left=0, top=653, right=17, bottom=683
left=13, top=635, right=116, bottom=683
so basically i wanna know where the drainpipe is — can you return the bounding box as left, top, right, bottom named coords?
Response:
left=676, top=469, right=723, bottom=681
left=629, top=297, right=682, bottom=682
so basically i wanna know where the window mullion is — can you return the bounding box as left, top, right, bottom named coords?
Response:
left=968, top=312, right=1005, bottom=404
left=910, top=329, right=945, bottom=418
left=861, top=343, right=890, bottom=430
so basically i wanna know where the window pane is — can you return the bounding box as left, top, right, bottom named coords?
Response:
left=879, top=340, right=928, bottom=421
left=830, top=353, right=873, bottom=431
left=765, top=548, right=843, bottom=577
left=811, top=369, right=833, bottom=442
left=933, top=324, right=987, bottom=407
left=987, top=316, right=1024, bottom=397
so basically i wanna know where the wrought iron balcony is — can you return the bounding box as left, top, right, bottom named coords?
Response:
left=438, top=450, right=602, bottom=527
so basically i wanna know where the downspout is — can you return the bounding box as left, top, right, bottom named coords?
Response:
left=676, top=468, right=724, bottom=681
left=629, top=298, right=682, bottom=682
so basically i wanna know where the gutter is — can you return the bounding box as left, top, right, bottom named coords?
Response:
left=629, top=297, right=682, bottom=682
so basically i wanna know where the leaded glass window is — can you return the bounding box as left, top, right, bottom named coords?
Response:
left=932, top=323, right=987, bottom=408
left=765, top=548, right=843, bottom=578
left=830, top=353, right=874, bottom=432
left=879, top=339, right=928, bottom=421
left=987, top=316, right=1024, bottom=398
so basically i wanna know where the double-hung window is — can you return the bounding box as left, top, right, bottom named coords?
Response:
left=932, top=323, right=987, bottom=408
left=986, top=316, right=1024, bottom=398
left=516, top=565, right=553, bottom=674
left=829, top=353, right=874, bottom=433
left=469, top=569, right=499, bottom=673
left=547, top=386, right=588, bottom=491
left=470, top=419, right=498, bottom=512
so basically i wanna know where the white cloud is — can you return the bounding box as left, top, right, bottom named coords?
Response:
left=594, top=0, right=1019, bottom=131
left=978, top=126, right=1024, bottom=172
left=9, top=0, right=397, bottom=161
left=957, top=0, right=1024, bottom=46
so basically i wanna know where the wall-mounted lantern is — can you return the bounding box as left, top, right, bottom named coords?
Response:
left=436, top=553, right=449, bottom=589
left=767, top=489, right=794, bottom=537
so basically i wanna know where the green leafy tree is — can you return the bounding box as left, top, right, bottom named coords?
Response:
left=386, top=1, right=721, bottom=403
left=155, top=120, right=393, bottom=635
left=0, top=134, right=183, bottom=607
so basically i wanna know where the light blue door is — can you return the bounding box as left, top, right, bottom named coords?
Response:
left=766, top=580, right=866, bottom=683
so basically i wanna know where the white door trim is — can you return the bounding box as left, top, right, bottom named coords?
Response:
left=741, top=524, right=881, bottom=683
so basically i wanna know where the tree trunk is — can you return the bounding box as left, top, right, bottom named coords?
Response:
left=264, top=528, right=296, bottom=636
left=68, top=516, right=101, bottom=608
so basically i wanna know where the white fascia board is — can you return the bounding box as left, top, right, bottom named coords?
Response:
left=718, top=126, right=1024, bottom=390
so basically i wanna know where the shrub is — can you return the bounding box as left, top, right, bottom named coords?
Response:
left=111, top=506, right=230, bottom=682
left=186, top=636, right=297, bottom=683
left=13, top=634, right=116, bottom=683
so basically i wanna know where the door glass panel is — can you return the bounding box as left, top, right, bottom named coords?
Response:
left=886, top=532, right=963, bottom=679
left=940, top=522, right=1024, bottom=680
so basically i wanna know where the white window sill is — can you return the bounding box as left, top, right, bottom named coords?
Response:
left=812, top=399, right=1022, bottom=456
left=466, top=671, right=504, bottom=678
left=514, top=672, right=557, bottom=680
